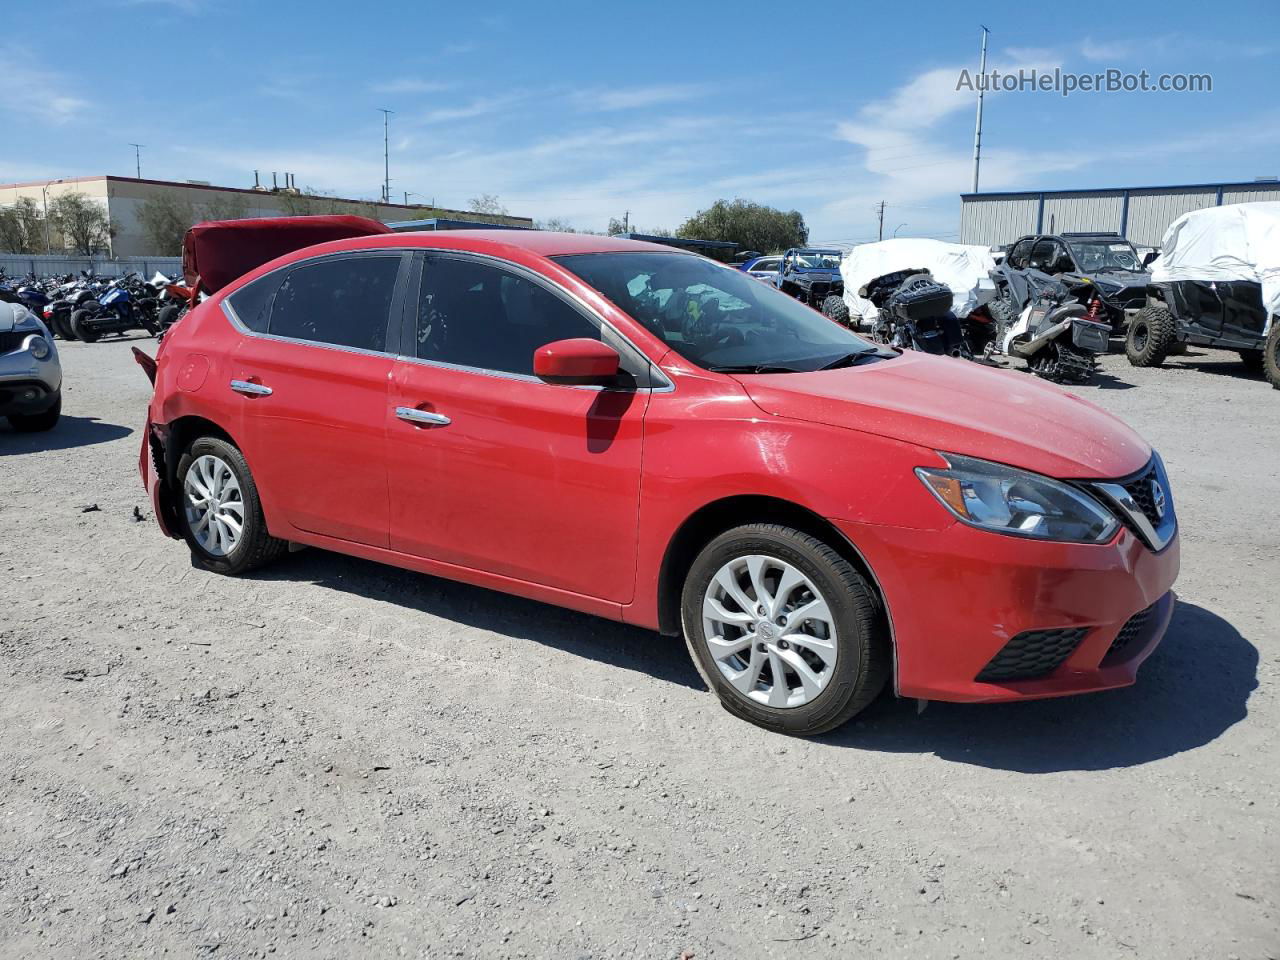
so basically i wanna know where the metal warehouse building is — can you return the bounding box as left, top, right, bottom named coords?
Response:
left=959, top=180, right=1280, bottom=248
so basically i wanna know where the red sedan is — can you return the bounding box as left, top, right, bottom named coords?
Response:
left=139, top=222, right=1179, bottom=736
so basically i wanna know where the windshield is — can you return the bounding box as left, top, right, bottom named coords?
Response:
left=554, top=252, right=879, bottom=373
left=793, top=251, right=842, bottom=269
left=1067, top=239, right=1141, bottom=272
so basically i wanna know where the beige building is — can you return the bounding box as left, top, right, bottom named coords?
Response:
left=0, top=175, right=532, bottom=257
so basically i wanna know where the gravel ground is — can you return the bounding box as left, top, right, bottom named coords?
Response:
left=2, top=336, right=1276, bottom=960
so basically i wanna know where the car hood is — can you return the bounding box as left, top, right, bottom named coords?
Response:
left=0, top=302, right=35, bottom=333
left=735, top=351, right=1151, bottom=480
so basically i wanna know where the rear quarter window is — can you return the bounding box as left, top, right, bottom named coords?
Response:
left=225, top=273, right=281, bottom=333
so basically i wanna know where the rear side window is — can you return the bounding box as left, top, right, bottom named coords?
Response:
left=226, top=273, right=280, bottom=333
left=269, top=255, right=401, bottom=352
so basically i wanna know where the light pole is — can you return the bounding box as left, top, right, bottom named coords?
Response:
left=378, top=108, right=394, bottom=204
left=893, top=223, right=908, bottom=237
left=129, top=143, right=144, bottom=179
left=971, top=26, right=990, bottom=194
left=41, top=179, right=63, bottom=254
left=403, top=190, right=419, bottom=206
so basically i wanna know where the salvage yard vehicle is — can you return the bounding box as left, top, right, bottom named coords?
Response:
left=0, top=302, right=61, bottom=431
left=998, top=231, right=1149, bottom=330
left=739, top=255, right=782, bottom=284
left=773, top=248, right=844, bottom=314
left=989, top=268, right=1112, bottom=384
left=136, top=217, right=1179, bottom=736
left=1127, top=201, right=1280, bottom=388
left=857, top=269, right=973, bottom=357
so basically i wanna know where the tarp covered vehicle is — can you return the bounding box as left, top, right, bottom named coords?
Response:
left=838, top=239, right=996, bottom=328
left=1128, top=201, right=1280, bottom=388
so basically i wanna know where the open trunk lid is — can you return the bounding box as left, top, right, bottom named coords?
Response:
left=182, top=215, right=393, bottom=294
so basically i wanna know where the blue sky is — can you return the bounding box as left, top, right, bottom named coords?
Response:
left=3, top=0, right=1278, bottom=243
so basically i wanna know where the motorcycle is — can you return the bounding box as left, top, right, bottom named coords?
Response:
left=859, top=269, right=976, bottom=357
left=990, top=276, right=1111, bottom=384
left=70, top=273, right=161, bottom=342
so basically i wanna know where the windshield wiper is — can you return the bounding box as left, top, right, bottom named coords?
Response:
left=707, top=363, right=804, bottom=374
left=818, top=349, right=884, bottom=370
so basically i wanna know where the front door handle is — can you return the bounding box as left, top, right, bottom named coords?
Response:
left=230, top=379, right=272, bottom=397
left=395, top=406, right=451, bottom=427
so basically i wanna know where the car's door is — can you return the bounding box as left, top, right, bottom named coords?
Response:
left=226, top=251, right=411, bottom=547
left=386, top=252, right=652, bottom=602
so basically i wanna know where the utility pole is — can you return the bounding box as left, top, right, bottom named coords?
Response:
left=129, top=143, right=144, bottom=179
left=378, top=109, right=394, bottom=204
left=623, top=210, right=630, bottom=233
left=875, top=201, right=886, bottom=241
left=971, top=25, right=989, bottom=194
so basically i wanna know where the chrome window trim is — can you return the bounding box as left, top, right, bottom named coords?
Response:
left=220, top=245, right=675, bottom=393
left=407, top=248, right=674, bottom=393
left=221, top=249, right=408, bottom=360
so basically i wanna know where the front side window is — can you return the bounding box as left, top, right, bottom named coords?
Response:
left=413, top=255, right=601, bottom=376
left=555, top=252, right=878, bottom=374
left=1067, top=239, right=1141, bottom=272
left=269, top=255, right=401, bottom=352
left=1007, top=239, right=1033, bottom=269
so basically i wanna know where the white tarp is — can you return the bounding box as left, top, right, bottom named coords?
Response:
left=839, top=238, right=996, bottom=325
left=1150, top=201, right=1280, bottom=321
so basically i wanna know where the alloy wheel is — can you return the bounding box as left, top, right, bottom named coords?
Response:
left=701, top=554, right=838, bottom=708
left=183, top=454, right=245, bottom=557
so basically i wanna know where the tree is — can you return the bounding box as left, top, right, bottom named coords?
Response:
left=534, top=216, right=577, bottom=233
left=677, top=199, right=808, bottom=254
left=139, top=194, right=197, bottom=256
left=467, top=193, right=509, bottom=216
left=48, top=192, right=114, bottom=255
left=200, top=192, right=250, bottom=222
left=0, top=198, right=44, bottom=253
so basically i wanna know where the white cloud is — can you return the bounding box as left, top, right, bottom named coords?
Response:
left=369, top=78, right=451, bottom=95
left=1080, top=38, right=1132, bottom=61
left=420, top=94, right=526, bottom=124
left=573, top=84, right=710, bottom=112
left=0, top=51, right=89, bottom=123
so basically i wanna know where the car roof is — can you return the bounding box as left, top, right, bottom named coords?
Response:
left=334, top=229, right=693, bottom=259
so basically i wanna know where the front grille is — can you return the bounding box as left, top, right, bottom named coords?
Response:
left=1120, top=462, right=1163, bottom=529
left=976, top=627, right=1089, bottom=683
left=0, top=330, right=27, bottom=354
left=1105, top=604, right=1155, bottom=659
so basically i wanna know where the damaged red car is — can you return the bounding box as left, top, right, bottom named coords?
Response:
left=138, top=218, right=1179, bottom=735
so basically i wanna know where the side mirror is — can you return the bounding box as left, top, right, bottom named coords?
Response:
left=1142, top=251, right=1159, bottom=268
left=533, top=338, right=620, bottom=385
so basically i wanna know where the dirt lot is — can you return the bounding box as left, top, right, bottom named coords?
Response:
left=2, top=336, right=1276, bottom=960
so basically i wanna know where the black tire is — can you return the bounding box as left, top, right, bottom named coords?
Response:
left=1125, top=304, right=1176, bottom=367
left=821, top=294, right=850, bottom=326
left=1238, top=349, right=1264, bottom=374
left=71, top=309, right=100, bottom=343
left=157, top=304, right=182, bottom=330
left=680, top=523, right=889, bottom=736
left=175, top=436, right=288, bottom=575
left=7, top=394, right=60, bottom=432
left=1264, top=322, right=1280, bottom=391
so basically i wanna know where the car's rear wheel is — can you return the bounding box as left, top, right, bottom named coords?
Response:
left=176, top=437, right=287, bottom=575
left=7, top=394, right=61, bottom=432
left=1125, top=304, right=1175, bottom=366
left=1264, top=322, right=1280, bottom=391
left=680, top=524, right=889, bottom=736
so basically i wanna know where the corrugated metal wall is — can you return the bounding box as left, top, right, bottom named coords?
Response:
left=1124, top=188, right=1218, bottom=246
left=0, top=254, right=182, bottom=279
left=1041, top=191, right=1125, bottom=236
left=958, top=195, right=1039, bottom=244
left=960, top=182, right=1280, bottom=248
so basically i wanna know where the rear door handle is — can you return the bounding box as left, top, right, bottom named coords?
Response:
left=230, top=379, right=272, bottom=397
left=395, top=406, right=451, bottom=427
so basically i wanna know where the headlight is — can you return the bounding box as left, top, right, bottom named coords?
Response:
left=28, top=335, right=52, bottom=361
left=915, top=453, right=1118, bottom=543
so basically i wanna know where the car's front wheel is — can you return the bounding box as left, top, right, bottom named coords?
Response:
left=680, top=524, right=889, bottom=736
left=176, top=436, right=287, bottom=575
left=7, top=394, right=61, bottom=432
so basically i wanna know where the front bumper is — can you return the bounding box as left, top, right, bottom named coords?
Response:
left=833, top=517, right=1180, bottom=703
left=0, top=344, right=62, bottom=415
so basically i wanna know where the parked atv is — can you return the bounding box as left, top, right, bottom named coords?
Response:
left=1126, top=202, right=1280, bottom=389
left=773, top=248, right=844, bottom=312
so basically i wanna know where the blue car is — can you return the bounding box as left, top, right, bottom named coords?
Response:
left=739, top=255, right=782, bottom=284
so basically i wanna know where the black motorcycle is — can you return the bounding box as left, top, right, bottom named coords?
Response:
left=859, top=269, right=980, bottom=358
